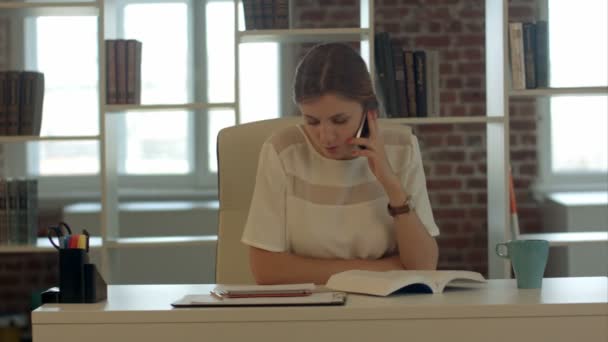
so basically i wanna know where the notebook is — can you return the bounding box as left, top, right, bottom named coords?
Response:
left=171, top=291, right=346, bottom=307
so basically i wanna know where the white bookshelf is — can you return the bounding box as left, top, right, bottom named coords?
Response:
left=0, top=135, right=100, bottom=143
left=237, top=28, right=371, bottom=44
left=104, top=102, right=236, bottom=113
left=0, top=0, right=222, bottom=283
left=7, top=0, right=600, bottom=281
left=510, top=86, right=608, bottom=97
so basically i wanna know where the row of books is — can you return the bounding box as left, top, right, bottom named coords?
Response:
left=0, top=71, right=44, bottom=136
left=508, top=21, right=548, bottom=90
left=243, top=0, right=289, bottom=30
left=106, top=39, right=142, bottom=105
left=374, top=32, right=439, bottom=118
left=0, top=178, right=38, bottom=245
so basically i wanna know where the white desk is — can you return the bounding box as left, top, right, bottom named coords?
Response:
left=32, top=277, right=608, bottom=342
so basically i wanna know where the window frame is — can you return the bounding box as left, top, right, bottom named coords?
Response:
left=533, top=0, right=608, bottom=196
left=535, top=97, right=608, bottom=195
left=20, top=0, right=222, bottom=203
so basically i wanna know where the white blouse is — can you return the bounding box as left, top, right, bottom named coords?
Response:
left=242, top=124, right=439, bottom=260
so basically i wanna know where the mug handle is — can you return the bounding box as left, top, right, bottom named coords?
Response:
left=495, top=243, right=509, bottom=259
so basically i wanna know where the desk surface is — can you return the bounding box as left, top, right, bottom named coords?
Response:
left=33, top=277, right=607, bottom=325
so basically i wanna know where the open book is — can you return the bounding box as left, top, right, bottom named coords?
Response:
left=326, top=270, right=486, bottom=296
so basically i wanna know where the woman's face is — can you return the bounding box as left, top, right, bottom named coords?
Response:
left=299, top=93, right=364, bottom=160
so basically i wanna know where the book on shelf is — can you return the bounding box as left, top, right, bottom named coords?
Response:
left=261, top=0, right=274, bottom=29
left=522, top=22, right=537, bottom=89
left=0, top=72, right=6, bottom=134
left=105, top=39, right=142, bottom=105
left=326, top=269, right=487, bottom=296
left=374, top=32, right=440, bottom=118
left=509, top=22, right=526, bottom=90
left=105, top=40, right=118, bottom=104
left=425, top=50, right=440, bottom=117
left=19, top=71, right=45, bottom=136
left=273, top=0, right=289, bottom=29
left=509, top=21, right=548, bottom=90
left=392, top=47, right=408, bottom=118
left=534, top=21, right=549, bottom=88
left=373, top=33, right=389, bottom=117
left=0, top=178, right=39, bottom=245
left=243, top=0, right=256, bottom=30
left=0, top=71, right=44, bottom=136
left=115, top=39, right=128, bottom=104
left=403, top=50, right=417, bottom=116
left=5, top=71, right=20, bottom=135
left=413, top=50, right=428, bottom=117
left=374, top=32, right=399, bottom=118
left=243, top=0, right=289, bottom=30
left=0, top=179, right=7, bottom=244
left=126, top=40, right=142, bottom=105
left=6, top=179, right=18, bottom=245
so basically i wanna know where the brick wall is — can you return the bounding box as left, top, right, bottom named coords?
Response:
left=294, top=0, right=542, bottom=274
left=0, top=0, right=543, bottom=314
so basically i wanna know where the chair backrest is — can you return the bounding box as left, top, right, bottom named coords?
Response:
left=215, top=116, right=302, bottom=284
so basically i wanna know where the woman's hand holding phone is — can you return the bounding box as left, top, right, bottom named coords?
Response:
left=350, top=111, right=401, bottom=193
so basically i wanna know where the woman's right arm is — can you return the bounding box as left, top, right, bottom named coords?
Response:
left=249, top=247, right=404, bottom=285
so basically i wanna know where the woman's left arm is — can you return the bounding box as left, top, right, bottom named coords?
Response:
left=351, top=111, right=438, bottom=270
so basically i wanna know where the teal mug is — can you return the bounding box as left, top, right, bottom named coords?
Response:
left=496, top=239, right=549, bottom=289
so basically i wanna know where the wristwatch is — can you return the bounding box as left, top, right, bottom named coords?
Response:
left=387, top=195, right=415, bottom=217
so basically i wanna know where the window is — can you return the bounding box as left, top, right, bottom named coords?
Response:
left=537, top=0, right=608, bottom=192
left=21, top=0, right=279, bottom=200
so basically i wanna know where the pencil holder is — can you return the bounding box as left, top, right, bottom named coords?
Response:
left=59, top=248, right=89, bottom=303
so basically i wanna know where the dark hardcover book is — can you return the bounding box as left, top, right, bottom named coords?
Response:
left=381, top=34, right=399, bottom=117
left=26, top=179, right=38, bottom=244
left=243, top=0, right=256, bottom=30
left=126, top=39, right=142, bottom=104
left=522, top=22, right=537, bottom=89
left=18, top=71, right=44, bottom=136
left=425, top=50, right=440, bottom=116
left=413, top=51, right=428, bottom=117
left=134, top=40, right=142, bottom=104
left=115, top=39, right=128, bottom=104
left=273, top=0, right=289, bottom=29
left=535, top=21, right=549, bottom=88
left=403, top=51, right=417, bottom=116
left=261, top=0, right=274, bottom=29
left=16, top=179, right=29, bottom=244
left=5, top=71, right=21, bottom=135
left=374, top=33, right=389, bottom=117
left=253, top=0, right=264, bottom=30
left=105, top=40, right=118, bottom=104
left=0, top=178, right=8, bottom=244
left=6, top=179, right=19, bottom=245
left=0, top=72, right=7, bottom=135
left=392, top=47, right=408, bottom=117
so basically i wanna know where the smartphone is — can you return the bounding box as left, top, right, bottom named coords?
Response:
left=355, top=113, right=370, bottom=149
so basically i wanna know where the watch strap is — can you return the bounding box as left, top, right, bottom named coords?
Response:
left=387, top=195, right=414, bottom=217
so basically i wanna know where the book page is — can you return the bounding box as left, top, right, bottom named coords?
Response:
left=326, top=270, right=428, bottom=296
left=327, top=270, right=486, bottom=296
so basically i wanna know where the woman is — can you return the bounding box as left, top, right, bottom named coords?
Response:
left=242, top=43, right=439, bottom=285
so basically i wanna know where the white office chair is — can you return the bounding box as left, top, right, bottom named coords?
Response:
left=215, top=116, right=302, bottom=284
